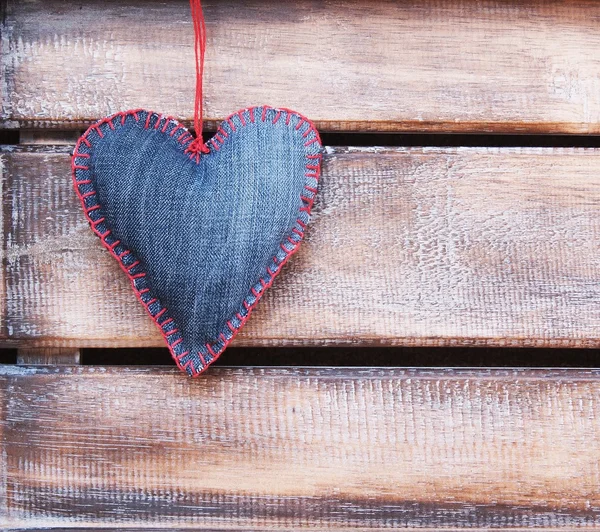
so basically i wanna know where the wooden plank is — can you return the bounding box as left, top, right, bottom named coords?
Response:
left=0, top=151, right=5, bottom=339
left=2, top=145, right=600, bottom=348
left=1, top=365, right=600, bottom=529
left=2, top=0, right=600, bottom=133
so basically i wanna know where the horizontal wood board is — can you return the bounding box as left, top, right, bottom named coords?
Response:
left=2, top=146, right=600, bottom=347
left=1, top=366, right=600, bottom=529
left=2, top=0, right=600, bottom=132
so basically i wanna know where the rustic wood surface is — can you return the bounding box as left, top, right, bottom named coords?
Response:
left=1, top=365, right=599, bottom=529
left=2, top=0, right=600, bottom=133
left=2, top=145, right=600, bottom=348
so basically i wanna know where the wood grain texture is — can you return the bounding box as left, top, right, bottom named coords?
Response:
left=2, top=0, right=600, bottom=133
left=2, top=145, right=600, bottom=348
left=0, top=152, right=6, bottom=340
left=1, top=366, right=600, bottom=529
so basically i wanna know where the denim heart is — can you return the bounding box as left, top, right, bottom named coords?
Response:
left=72, top=106, right=322, bottom=376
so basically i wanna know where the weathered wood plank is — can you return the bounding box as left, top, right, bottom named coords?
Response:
left=2, top=145, right=600, bottom=348
left=0, top=152, right=6, bottom=340
left=1, top=366, right=600, bottom=529
left=3, top=0, right=600, bottom=133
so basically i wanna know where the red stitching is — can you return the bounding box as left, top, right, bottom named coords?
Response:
left=178, top=359, right=194, bottom=372
left=198, top=351, right=207, bottom=366
left=71, top=105, right=322, bottom=377
left=145, top=113, right=152, bottom=129
left=107, top=120, right=115, bottom=131
left=295, top=118, right=305, bottom=130
left=261, top=106, right=268, bottom=121
left=177, top=350, right=190, bottom=361
left=91, top=125, right=104, bottom=138
left=170, top=124, right=183, bottom=137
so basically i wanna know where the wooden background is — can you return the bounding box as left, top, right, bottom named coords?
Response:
left=1, top=0, right=600, bottom=529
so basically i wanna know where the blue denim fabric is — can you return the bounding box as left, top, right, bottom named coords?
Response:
left=72, top=106, right=322, bottom=376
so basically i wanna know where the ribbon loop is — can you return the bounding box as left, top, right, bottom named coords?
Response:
left=189, top=0, right=207, bottom=154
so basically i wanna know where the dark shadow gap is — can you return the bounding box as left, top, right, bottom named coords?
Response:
left=0, top=349, right=17, bottom=364
left=0, top=129, right=19, bottom=144
left=200, top=130, right=600, bottom=148
left=15, top=129, right=600, bottom=149
left=319, top=132, right=600, bottom=148
left=78, top=346, right=600, bottom=368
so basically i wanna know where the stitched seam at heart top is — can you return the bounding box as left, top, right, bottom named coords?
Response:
left=72, top=106, right=323, bottom=377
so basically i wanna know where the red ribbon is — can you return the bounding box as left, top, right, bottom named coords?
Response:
left=188, top=0, right=210, bottom=154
